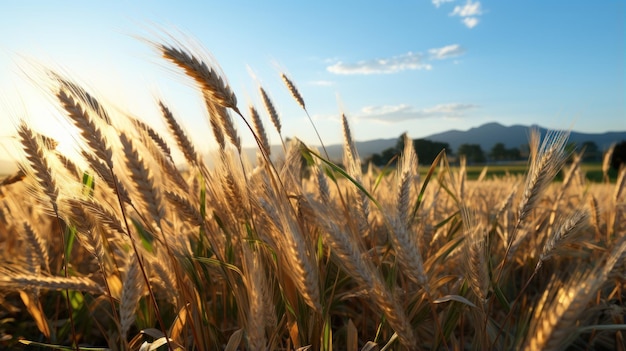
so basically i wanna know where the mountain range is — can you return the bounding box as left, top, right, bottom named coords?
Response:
left=1, top=122, right=625, bottom=175
left=314, top=122, right=626, bottom=162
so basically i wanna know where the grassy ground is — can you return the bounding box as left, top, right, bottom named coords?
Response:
left=458, top=162, right=615, bottom=182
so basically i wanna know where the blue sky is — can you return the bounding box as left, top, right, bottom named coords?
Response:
left=0, top=0, right=624, bottom=158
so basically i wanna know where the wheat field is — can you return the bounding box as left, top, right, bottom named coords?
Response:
left=0, top=36, right=625, bottom=351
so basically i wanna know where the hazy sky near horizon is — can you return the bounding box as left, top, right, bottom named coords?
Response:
left=0, top=1, right=624, bottom=158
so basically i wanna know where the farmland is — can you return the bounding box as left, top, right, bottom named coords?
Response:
left=0, top=37, right=625, bottom=351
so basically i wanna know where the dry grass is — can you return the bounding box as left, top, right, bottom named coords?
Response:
left=0, top=36, right=625, bottom=351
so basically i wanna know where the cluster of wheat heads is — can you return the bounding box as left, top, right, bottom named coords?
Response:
left=0, top=37, right=625, bottom=351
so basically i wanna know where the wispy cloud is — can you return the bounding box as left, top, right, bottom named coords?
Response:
left=327, top=44, right=465, bottom=75
left=432, top=0, right=454, bottom=8
left=450, top=0, right=482, bottom=28
left=327, top=52, right=432, bottom=75
left=356, top=103, right=478, bottom=122
left=428, top=44, right=466, bottom=60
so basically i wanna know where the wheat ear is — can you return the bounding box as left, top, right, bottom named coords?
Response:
left=258, top=186, right=321, bottom=312
left=1, top=170, right=26, bottom=186
left=132, top=117, right=173, bottom=162
left=205, top=95, right=240, bottom=152
left=342, top=114, right=369, bottom=234
left=80, top=198, right=127, bottom=237
left=159, top=100, right=200, bottom=166
left=537, top=208, right=589, bottom=267
left=0, top=274, right=103, bottom=294
left=389, top=134, right=428, bottom=288
left=55, top=152, right=81, bottom=180
left=614, top=166, right=626, bottom=202
left=160, top=44, right=239, bottom=112
left=65, top=199, right=105, bottom=262
left=312, top=207, right=417, bottom=349
left=243, top=244, right=271, bottom=350
left=281, top=73, right=305, bottom=110
left=57, top=88, right=114, bottom=169
left=164, top=190, right=203, bottom=227
left=50, top=72, right=112, bottom=124
left=17, top=122, right=59, bottom=213
left=517, top=129, right=570, bottom=229
left=259, top=86, right=283, bottom=148
left=120, top=253, right=144, bottom=339
left=602, top=143, right=615, bottom=183
left=249, top=105, right=271, bottom=157
left=82, top=151, right=132, bottom=205
left=502, top=129, right=570, bottom=267
left=21, top=222, right=50, bottom=274
left=119, top=133, right=165, bottom=225
left=461, top=207, right=489, bottom=305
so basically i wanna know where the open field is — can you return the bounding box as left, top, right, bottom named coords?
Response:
left=460, top=162, right=616, bottom=183
left=0, top=37, right=625, bottom=351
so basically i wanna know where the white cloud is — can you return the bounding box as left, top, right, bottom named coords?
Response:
left=432, top=0, right=454, bottom=8
left=356, top=103, right=478, bottom=122
left=462, top=17, right=479, bottom=28
left=428, top=44, right=466, bottom=60
left=451, top=0, right=482, bottom=17
left=450, top=0, right=483, bottom=28
left=327, top=52, right=432, bottom=75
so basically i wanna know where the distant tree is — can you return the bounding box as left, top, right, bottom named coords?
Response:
left=505, top=147, right=521, bottom=160
left=611, top=140, right=626, bottom=170
left=580, top=141, right=600, bottom=162
left=413, top=139, right=450, bottom=165
left=365, top=147, right=400, bottom=166
left=395, top=132, right=409, bottom=151
left=366, top=134, right=449, bottom=166
left=489, top=142, right=523, bottom=162
left=519, top=143, right=530, bottom=159
left=565, top=142, right=579, bottom=155
left=457, top=144, right=485, bottom=164
left=490, top=143, right=507, bottom=161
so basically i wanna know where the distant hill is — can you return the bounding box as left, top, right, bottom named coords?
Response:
left=424, top=122, right=626, bottom=153
left=296, top=122, right=626, bottom=162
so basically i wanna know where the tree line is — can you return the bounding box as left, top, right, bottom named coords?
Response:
left=365, top=133, right=625, bottom=168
